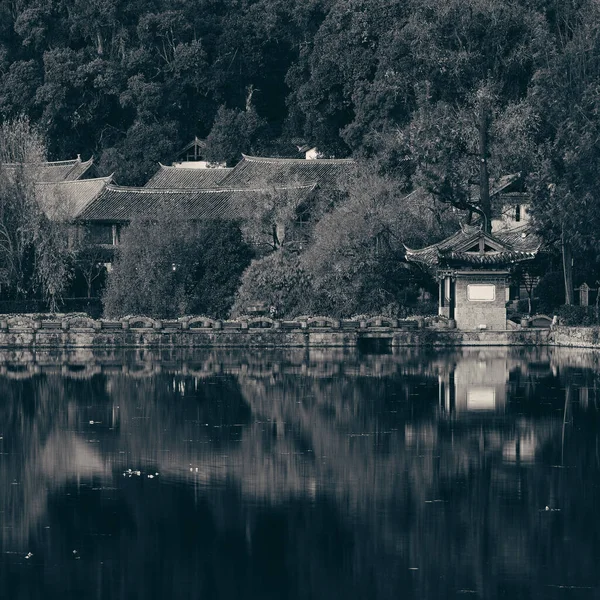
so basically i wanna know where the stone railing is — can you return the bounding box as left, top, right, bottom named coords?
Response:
left=0, top=314, right=430, bottom=349
left=0, top=314, right=566, bottom=348
left=0, top=314, right=424, bottom=333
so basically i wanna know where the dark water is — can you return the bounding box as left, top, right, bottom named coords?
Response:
left=0, top=346, right=599, bottom=600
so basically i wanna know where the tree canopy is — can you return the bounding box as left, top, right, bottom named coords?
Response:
left=2, top=0, right=600, bottom=309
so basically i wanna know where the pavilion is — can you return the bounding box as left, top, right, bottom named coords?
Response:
left=405, top=224, right=540, bottom=330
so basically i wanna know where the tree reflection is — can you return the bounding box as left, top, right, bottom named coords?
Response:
left=0, top=348, right=599, bottom=599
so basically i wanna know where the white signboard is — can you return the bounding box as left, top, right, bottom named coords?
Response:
left=467, top=284, right=495, bottom=302
left=467, top=388, right=496, bottom=410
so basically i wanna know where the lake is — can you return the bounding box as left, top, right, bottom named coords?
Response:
left=0, top=346, right=599, bottom=599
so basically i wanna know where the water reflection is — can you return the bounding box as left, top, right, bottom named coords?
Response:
left=0, top=347, right=599, bottom=599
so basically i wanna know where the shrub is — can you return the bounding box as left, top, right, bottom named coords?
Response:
left=556, top=305, right=598, bottom=326
left=230, top=251, right=313, bottom=318
left=103, top=219, right=252, bottom=319
left=534, top=270, right=565, bottom=314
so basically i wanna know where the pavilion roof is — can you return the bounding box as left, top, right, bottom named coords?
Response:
left=405, top=224, right=540, bottom=270
left=77, top=183, right=315, bottom=223
left=219, top=154, right=355, bottom=189
left=144, top=164, right=233, bottom=188
left=35, top=176, right=112, bottom=220
left=1, top=156, right=94, bottom=182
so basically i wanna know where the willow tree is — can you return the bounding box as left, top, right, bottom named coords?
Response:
left=0, top=116, right=75, bottom=310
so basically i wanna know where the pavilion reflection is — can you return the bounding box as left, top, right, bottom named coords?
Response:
left=0, top=347, right=599, bottom=600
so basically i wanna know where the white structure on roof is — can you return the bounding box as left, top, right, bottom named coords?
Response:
left=171, top=137, right=226, bottom=169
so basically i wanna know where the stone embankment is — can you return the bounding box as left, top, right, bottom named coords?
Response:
left=0, top=315, right=405, bottom=348
left=550, top=326, right=600, bottom=349
left=0, top=314, right=584, bottom=348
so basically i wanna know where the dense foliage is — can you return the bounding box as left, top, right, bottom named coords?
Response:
left=0, top=117, right=75, bottom=310
left=2, top=0, right=600, bottom=311
left=103, top=218, right=252, bottom=318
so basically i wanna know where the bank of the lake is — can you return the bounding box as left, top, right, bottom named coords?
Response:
left=0, top=314, right=598, bottom=348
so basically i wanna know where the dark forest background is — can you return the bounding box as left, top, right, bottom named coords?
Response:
left=1, top=0, right=600, bottom=317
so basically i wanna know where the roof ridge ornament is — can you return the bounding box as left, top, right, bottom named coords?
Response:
left=460, top=222, right=484, bottom=234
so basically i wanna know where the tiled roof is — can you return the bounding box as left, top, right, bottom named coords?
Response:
left=2, top=157, right=94, bottom=182
left=405, top=224, right=540, bottom=269
left=77, top=184, right=314, bottom=222
left=219, top=154, right=356, bottom=189
left=444, top=250, right=538, bottom=265
left=490, top=173, right=522, bottom=196
left=493, top=226, right=541, bottom=253
left=145, top=164, right=233, bottom=188
left=35, top=176, right=112, bottom=220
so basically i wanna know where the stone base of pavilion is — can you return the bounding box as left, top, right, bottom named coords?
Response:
left=390, top=327, right=551, bottom=348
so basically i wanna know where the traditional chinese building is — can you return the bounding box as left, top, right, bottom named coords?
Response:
left=2, top=155, right=94, bottom=183
left=75, top=183, right=315, bottom=256
left=216, top=154, right=355, bottom=189
left=405, top=224, right=540, bottom=330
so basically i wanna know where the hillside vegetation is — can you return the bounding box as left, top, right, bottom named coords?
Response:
left=1, top=0, right=600, bottom=314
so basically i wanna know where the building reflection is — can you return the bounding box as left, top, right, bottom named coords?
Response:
left=0, top=347, right=599, bottom=599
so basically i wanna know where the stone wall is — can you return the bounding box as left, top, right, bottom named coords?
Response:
left=0, top=328, right=361, bottom=349
left=550, top=326, right=600, bottom=349
left=453, top=276, right=507, bottom=330
left=0, top=317, right=594, bottom=348
left=391, top=329, right=547, bottom=347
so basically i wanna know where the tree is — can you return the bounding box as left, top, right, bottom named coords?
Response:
left=103, top=216, right=252, bottom=318
left=299, top=168, right=456, bottom=316
left=525, top=0, right=600, bottom=304
left=0, top=116, right=76, bottom=309
left=231, top=182, right=316, bottom=252
left=74, top=239, right=109, bottom=299
left=230, top=250, right=313, bottom=318
left=186, top=221, right=253, bottom=317
left=203, top=105, right=267, bottom=166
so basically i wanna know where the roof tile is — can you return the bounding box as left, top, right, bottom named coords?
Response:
left=145, top=164, right=233, bottom=188
left=406, top=224, right=540, bottom=269
left=219, top=154, right=355, bottom=189
left=35, top=176, right=112, bottom=219
left=77, top=184, right=314, bottom=222
left=2, top=157, right=94, bottom=182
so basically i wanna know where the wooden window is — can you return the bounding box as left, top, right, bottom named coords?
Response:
left=87, top=224, right=113, bottom=245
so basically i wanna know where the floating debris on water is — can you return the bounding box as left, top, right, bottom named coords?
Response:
left=123, top=469, right=158, bottom=478
left=545, top=585, right=594, bottom=590
left=123, top=469, right=142, bottom=477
